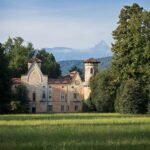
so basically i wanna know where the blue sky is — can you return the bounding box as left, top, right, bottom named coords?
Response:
left=0, top=0, right=149, bottom=49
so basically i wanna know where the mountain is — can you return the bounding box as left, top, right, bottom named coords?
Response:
left=59, top=56, right=112, bottom=76
left=45, top=40, right=112, bottom=61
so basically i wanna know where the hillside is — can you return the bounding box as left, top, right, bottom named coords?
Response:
left=59, top=56, right=112, bottom=76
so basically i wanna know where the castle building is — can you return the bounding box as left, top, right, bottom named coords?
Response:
left=12, top=58, right=100, bottom=113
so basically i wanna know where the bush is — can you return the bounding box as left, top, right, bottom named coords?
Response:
left=90, top=70, right=116, bottom=112
left=11, top=84, right=29, bottom=113
left=115, top=79, right=148, bottom=114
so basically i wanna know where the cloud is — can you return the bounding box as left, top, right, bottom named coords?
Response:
left=0, top=17, right=113, bottom=49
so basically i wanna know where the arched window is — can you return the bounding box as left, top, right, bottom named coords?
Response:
left=90, top=68, right=94, bottom=74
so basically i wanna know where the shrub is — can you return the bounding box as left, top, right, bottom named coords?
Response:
left=115, top=79, right=148, bottom=114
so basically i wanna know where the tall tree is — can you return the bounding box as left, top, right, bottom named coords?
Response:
left=112, top=3, right=150, bottom=113
left=112, top=3, right=150, bottom=83
left=4, top=37, right=34, bottom=77
left=90, top=69, right=116, bottom=112
left=0, top=43, right=11, bottom=113
left=36, top=49, right=61, bottom=78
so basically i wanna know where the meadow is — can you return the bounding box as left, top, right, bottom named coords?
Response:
left=0, top=113, right=150, bottom=150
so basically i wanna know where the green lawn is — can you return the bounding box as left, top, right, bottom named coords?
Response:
left=0, top=113, right=150, bottom=150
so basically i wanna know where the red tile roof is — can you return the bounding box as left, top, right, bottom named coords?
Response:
left=84, top=58, right=100, bottom=63
left=48, top=76, right=71, bottom=84
left=48, top=71, right=78, bottom=84
left=12, top=78, right=21, bottom=84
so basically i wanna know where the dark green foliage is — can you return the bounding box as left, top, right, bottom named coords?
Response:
left=90, top=70, right=116, bottom=112
left=69, top=65, right=83, bottom=79
left=4, top=37, right=34, bottom=77
left=10, top=85, right=29, bottom=113
left=112, top=3, right=150, bottom=83
left=82, top=99, right=96, bottom=112
left=115, top=79, right=148, bottom=114
left=37, top=49, right=61, bottom=78
left=0, top=43, right=11, bottom=113
left=112, top=3, right=150, bottom=113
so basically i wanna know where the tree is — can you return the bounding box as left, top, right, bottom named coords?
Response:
left=0, top=43, right=11, bottom=113
left=69, top=65, right=83, bottom=79
left=112, top=3, right=150, bottom=83
left=115, top=79, right=148, bottom=114
left=36, top=49, right=61, bottom=78
left=10, top=84, right=29, bottom=113
left=90, top=69, right=116, bottom=112
left=112, top=3, right=150, bottom=113
left=4, top=37, right=34, bottom=77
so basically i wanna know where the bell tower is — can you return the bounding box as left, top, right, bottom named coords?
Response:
left=84, top=58, right=100, bottom=99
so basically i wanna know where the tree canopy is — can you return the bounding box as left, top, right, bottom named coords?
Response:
left=36, top=49, right=61, bottom=78
left=90, top=69, right=116, bottom=112
left=4, top=37, right=34, bottom=77
left=0, top=43, right=11, bottom=113
left=112, top=3, right=150, bottom=83
left=111, top=3, right=150, bottom=113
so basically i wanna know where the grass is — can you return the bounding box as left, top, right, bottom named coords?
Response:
left=0, top=113, right=150, bottom=150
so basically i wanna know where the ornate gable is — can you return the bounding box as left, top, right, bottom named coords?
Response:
left=27, top=62, right=43, bottom=84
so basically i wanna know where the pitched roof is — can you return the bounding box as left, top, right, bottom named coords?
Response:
left=48, top=76, right=71, bottom=84
left=48, top=71, right=78, bottom=84
left=28, top=57, right=42, bottom=63
left=84, top=58, right=100, bottom=63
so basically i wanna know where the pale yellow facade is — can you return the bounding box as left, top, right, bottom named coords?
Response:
left=12, top=58, right=99, bottom=113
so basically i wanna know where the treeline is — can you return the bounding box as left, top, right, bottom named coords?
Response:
left=85, top=3, right=150, bottom=114
left=0, top=37, right=61, bottom=113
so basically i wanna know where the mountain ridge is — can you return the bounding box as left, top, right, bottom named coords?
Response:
left=45, top=40, right=112, bottom=61
left=58, top=56, right=112, bottom=76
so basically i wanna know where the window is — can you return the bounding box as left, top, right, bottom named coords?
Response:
left=48, top=105, right=53, bottom=112
left=33, top=92, right=36, bottom=101
left=74, top=93, right=78, bottom=100
left=48, top=90, right=52, bottom=101
left=60, top=91, right=65, bottom=101
left=74, top=105, right=78, bottom=112
left=90, top=68, right=94, bottom=74
left=42, top=92, right=46, bottom=99
left=67, top=105, right=69, bottom=111
left=61, top=105, right=64, bottom=112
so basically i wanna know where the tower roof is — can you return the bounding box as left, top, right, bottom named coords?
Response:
left=84, top=58, right=100, bottom=63
left=28, top=57, right=42, bottom=63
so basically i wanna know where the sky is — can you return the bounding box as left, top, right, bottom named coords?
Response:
left=0, top=0, right=149, bottom=49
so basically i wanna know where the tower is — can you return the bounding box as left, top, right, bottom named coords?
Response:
left=83, top=58, right=100, bottom=100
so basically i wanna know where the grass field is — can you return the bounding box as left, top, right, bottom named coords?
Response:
left=0, top=113, right=150, bottom=150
